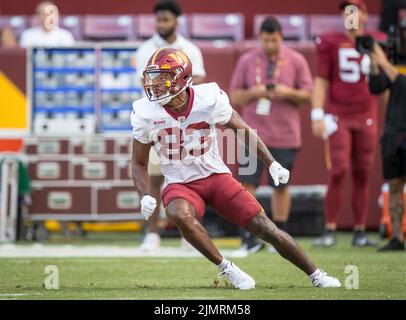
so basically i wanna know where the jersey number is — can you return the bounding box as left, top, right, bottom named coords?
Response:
left=157, top=121, right=212, bottom=160
left=338, top=48, right=370, bottom=83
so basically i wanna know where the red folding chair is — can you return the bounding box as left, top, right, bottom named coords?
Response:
left=309, top=15, right=344, bottom=39
left=190, top=13, right=244, bottom=42
left=83, top=15, right=135, bottom=41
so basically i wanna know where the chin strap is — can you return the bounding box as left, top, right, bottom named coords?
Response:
left=170, top=91, right=189, bottom=110
left=157, top=86, right=189, bottom=107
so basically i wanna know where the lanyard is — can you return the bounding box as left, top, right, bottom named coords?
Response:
left=255, top=54, right=283, bottom=85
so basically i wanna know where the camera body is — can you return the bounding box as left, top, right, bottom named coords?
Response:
left=386, top=24, right=406, bottom=65
left=355, top=36, right=375, bottom=54
left=355, top=24, right=406, bottom=65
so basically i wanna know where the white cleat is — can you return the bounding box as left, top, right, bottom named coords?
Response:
left=312, top=270, right=341, bottom=288
left=230, top=245, right=249, bottom=258
left=219, top=262, right=256, bottom=290
left=139, top=233, right=161, bottom=252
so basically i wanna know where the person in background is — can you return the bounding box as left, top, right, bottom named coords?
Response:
left=369, top=44, right=405, bottom=251
left=229, top=16, right=313, bottom=256
left=312, top=0, right=386, bottom=247
left=19, top=1, right=74, bottom=47
left=134, top=0, right=206, bottom=251
left=0, top=26, right=18, bottom=48
left=19, top=1, right=75, bottom=237
left=379, top=0, right=406, bottom=34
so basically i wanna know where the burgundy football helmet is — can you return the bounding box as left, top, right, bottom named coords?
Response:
left=143, top=47, right=193, bottom=105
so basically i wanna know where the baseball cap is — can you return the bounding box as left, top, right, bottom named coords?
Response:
left=339, top=0, right=368, bottom=13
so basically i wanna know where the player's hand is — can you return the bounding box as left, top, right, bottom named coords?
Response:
left=269, top=161, right=290, bottom=187
left=140, top=195, right=157, bottom=220
left=312, top=119, right=327, bottom=140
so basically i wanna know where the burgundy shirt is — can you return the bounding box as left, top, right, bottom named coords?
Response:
left=315, top=32, right=386, bottom=121
left=229, top=45, right=313, bottom=148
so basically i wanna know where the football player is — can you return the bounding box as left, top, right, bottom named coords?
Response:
left=312, top=0, right=386, bottom=247
left=131, top=47, right=341, bottom=289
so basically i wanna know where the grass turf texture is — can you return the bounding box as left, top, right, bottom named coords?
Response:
left=0, top=233, right=405, bottom=300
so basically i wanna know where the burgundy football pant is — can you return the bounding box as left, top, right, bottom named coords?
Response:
left=325, top=116, right=377, bottom=227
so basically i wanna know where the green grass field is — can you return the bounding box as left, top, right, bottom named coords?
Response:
left=0, top=233, right=405, bottom=300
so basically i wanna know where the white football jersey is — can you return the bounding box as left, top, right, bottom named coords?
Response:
left=131, top=82, right=233, bottom=188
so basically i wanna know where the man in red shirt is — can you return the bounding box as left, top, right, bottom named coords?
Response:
left=312, top=0, right=386, bottom=247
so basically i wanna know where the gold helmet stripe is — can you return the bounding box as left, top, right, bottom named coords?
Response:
left=151, top=48, right=164, bottom=65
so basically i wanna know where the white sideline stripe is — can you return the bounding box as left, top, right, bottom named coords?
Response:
left=0, top=293, right=29, bottom=296
left=173, top=297, right=227, bottom=300
left=0, top=245, right=239, bottom=258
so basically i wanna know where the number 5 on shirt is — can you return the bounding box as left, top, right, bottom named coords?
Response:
left=338, top=48, right=371, bottom=83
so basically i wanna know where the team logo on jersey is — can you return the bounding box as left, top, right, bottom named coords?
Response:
left=153, top=120, right=166, bottom=125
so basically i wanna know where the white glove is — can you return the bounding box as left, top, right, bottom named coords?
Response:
left=311, top=109, right=338, bottom=140
left=324, top=114, right=338, bottom=139
left=269, top=161, right=290, bottom=187
left=140, top=195, right=157, bottom=220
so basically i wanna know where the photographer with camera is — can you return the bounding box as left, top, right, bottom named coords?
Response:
left=369, top=43, right=406, bottom=251
left=379, top=0, right=406, bottom=34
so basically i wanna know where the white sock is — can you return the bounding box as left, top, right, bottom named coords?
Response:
left=308, top=269, right=323, bottom=281
left=217, top=258, right=231, bottom=271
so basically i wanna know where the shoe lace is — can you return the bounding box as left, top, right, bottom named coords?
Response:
left=219, top=263, right=233, bottom=276
left=219, top=263, right=241, bottom=282
left=312, top=269, right=327, bottom=284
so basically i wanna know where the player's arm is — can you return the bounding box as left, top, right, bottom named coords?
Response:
left=311, top=34, right=333, bottom=140
left=132, top=139, right=158, bottom=220
left=131, top=139, right=152, bottom=197
left=311, top=77, right=330, bottom=140
left=224, top=110, right=289, bottom=186
left=225, top=110, right=275, bottom=167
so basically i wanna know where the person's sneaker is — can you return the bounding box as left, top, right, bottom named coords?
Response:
left=230, top=244, right=249, bottom=258
left=247, top=242, right=266, bottom=254
left=311, top=270, right=341, bottom=288
left=313, top=230, right=337, bottom=247
left=352, top=230, right=377, bottom=247
left=231, top=242, right=265, bottom=258
left=139, top=233, right=161, bottom=252
left=219, top=262, right=255, bottom=290
left=378, top=238, right=405, bottom=252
